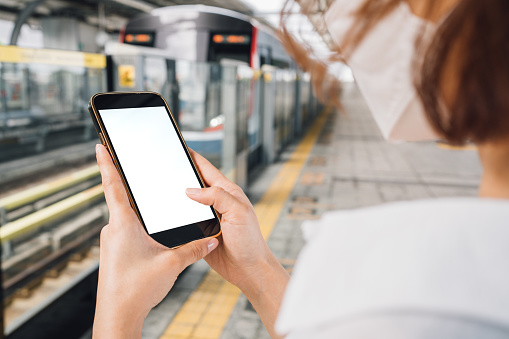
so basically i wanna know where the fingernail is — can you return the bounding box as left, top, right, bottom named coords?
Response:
left=96, top=144, right=101, bottom=152
left=207, top=239, right=219, bottom=253
left=186, top=188, right=202, bottom=196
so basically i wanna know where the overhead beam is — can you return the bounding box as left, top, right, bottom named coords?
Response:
left=110, top=0, right=156, bottom=13
left=9, top=0, right=47, bottom=45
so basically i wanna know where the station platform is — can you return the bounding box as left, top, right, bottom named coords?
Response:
left=80, top=83, right=482, bottom=339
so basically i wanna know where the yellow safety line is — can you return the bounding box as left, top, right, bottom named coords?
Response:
left=1, top=185, right=104, bottom=243
left=160, top=107, right=332, bottom=339
left=0, top=165, right=100, bottom=211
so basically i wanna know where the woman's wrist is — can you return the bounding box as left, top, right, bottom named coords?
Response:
left=237, top=251, right=290, bottom=339
left=231, top=242, right=287, bottom=293
left=93, top=282, right=150, bottom=339
left=238, top=253, right=289, bottom=298
left=93, top=301, right=148, bottom=339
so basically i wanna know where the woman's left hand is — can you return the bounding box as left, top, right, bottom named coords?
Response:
left=93, top=144, right=218, bottom=339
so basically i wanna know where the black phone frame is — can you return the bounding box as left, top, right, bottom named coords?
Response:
left=89, top=91, right=221, bottom=248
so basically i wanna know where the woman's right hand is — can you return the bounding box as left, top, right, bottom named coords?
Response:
left=186, top=150, right=277, bottom=290
left=186, top=150, right=289, bottom=339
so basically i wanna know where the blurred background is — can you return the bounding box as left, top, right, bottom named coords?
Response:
left=0, top=0, right=334, bottom=337
left=0, top=1, right=480, bottom=339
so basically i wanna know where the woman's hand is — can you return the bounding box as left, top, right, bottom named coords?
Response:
left=93, top=145, right=218, bottom=339
left=185, top=150, right=274, bottom=289
left=186, top=150, right=289, bottom=339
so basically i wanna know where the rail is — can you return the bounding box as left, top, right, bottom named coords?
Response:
left=0, top=185, right=103, bottom=244
left=0, top=165, right=100, bottom=212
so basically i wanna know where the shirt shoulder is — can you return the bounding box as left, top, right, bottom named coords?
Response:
left=286, top=313, right=509, bottom=339
left=277, top=198, right=509, bottom=336
left=303, top=197, right=509, bottom=240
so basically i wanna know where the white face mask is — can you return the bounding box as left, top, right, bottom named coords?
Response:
left=325, top=0, right=439, bottom=141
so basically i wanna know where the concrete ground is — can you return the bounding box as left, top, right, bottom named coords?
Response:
left=134, top=82, right=481, bottom=339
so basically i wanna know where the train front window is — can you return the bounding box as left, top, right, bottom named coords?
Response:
left=208, top=32, right=251, bottom=64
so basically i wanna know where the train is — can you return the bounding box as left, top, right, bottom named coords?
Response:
left=0, top=7, right=323, bottom=334
left=121, top=5, right=291, bottom=68
left=0, top=5, right=322, bottom=188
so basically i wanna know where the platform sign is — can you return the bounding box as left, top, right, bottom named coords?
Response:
left=0, top=46, right=106, bottom=69
left=118, top=65, right=136, bottom=88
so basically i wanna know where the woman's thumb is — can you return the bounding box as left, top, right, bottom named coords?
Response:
left=173, top=237, right=219, bottom=269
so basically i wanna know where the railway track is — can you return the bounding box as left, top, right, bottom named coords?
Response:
left=0, top=136, right=274, bottom=337
left=0, top=163, right=106, bottom=336
left=0, top=140, right=98, bottom=190
left=0, top=144, right=230, bottom=337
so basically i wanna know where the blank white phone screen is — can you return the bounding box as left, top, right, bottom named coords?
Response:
left=99, top=106, right=215, bottom=235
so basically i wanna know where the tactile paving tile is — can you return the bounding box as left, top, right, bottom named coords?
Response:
left=292, top=195, right=318, bottom=204
left=309, top=156, right=326, bottom=166
left=299, top=172, right=324, bottom=186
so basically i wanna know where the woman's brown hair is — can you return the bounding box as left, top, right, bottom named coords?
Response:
left=278, top=0, right=509, bottom=144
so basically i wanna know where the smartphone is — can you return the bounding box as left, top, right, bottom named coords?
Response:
left=88, top=91, right=221, bottom=248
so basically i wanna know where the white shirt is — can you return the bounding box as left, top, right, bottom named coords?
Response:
left=276, top=198, right=509, bottom=338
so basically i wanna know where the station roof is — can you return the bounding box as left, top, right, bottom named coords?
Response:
left=292, top=0, right=335, bottom=52
left=0, top=0, right=334, bottom=59
left=0, top=0, right=256, bottom=32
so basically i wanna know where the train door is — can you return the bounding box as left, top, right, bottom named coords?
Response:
left=247, top=69, right=262, bottom=169
left=219, top=65, right=250, bottom=190
left=274, top=69, right=285, bottom=154
left=166, top=59, right=179, bottom=125
left=235, top=65, right=252, bottom=190
left=260, top=65, right=277, bottom=164
left=143, top=56, right=168, bottom=98
left=143, top=56, right=180, bottom=124
left=221, top=66, right=237, bottom=183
